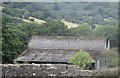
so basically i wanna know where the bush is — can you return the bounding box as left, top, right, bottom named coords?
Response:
left=29, top=18, right=34, bottom=22
left=69, top=51, right=93, bottom=69
left=101, top=48, right=118, bottom=68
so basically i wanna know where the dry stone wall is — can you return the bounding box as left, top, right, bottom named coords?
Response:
left=0, top=64, right=118, bottom=78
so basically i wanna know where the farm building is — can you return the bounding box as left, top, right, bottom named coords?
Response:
left=14, top=36, right=110, bottom=70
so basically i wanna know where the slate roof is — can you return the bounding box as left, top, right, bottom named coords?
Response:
left=28, top=36, right=106, bottom=50
left=14, top=36, right=107, bottom=63
left=14, top=49, right=101, bottom=63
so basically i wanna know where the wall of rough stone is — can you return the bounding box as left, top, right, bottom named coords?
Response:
left=0, top=64, right=118, bottom=78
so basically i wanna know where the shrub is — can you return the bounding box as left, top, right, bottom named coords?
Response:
left=101, top=48, right=118, bottom=68
left=29, top=18, right=34, bottom=22
left=69, top=51, right=93, bottom=69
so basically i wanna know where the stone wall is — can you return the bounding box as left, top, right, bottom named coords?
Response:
left=0, top=64, right=118, bottom=78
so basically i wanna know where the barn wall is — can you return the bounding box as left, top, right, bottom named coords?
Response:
left=1, top=64, right=118, bottom=78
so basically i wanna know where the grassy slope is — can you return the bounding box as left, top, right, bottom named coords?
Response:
left=29, top=17, right=46, bottom=24
left=23, top=16, right=78, bottom=28
left=22, top=16, right=46, bottom=24
left=61, top=20, right=79, bottom=28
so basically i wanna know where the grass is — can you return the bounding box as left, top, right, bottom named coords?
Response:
left=22, top=16, right=79, bottom=28
left=29, top=17, right=46, bottom=24
left=61, top=20, right=79, bottom=28
left=22, top=16, right=46, bottom=24
left=22, top=19, right=31, bottom=22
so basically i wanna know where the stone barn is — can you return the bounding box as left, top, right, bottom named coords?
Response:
left=14, top=36, right=110, bottom=70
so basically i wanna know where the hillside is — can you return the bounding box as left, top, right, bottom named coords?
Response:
left=2, top=2, right=118, bottom=27
left=23, top=17, right=79, bottom=28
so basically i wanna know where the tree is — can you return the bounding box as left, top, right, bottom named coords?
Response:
left=53, top=4, right=60, bottom=11
left=93, top=25, right=118, bottom=47
left=23, top=11, right=30, bottom=19
left=43, top=9, right=51, bottom=19
left=2, top=7, right=26, bottom=18
left=24, top=4, right=35, bottom=12
left=69, top=51, right=93, bottom=69
left=31, top=11, right=44, bottom=19
left=19, top=22, right=41, bottom=45
left=29, top=18, right=34, bottom=21
left=2, top=24, right=26, bottom=63
left=93, top=25, right=114, bottom=37
left=101, top=48, right=118, bottom=67
left=37, top=20, right=73, bottom=36
left=75, top=23, right=92, bottom=37
left=5, top=2, right=28, bottom=8
left=2, top=21, right=42, bottom=63
left=2, top=13, right=23, bottom=23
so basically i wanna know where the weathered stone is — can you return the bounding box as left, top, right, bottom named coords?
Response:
left=0, top=64, right=118, bottom=78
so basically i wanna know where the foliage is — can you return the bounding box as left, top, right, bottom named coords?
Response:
left=75, top=24, right=92, bottom=37
left=18, top=22, right=41, bottom=45
left=2, top=2, right=118, bottom=26
left=93, top=25, right=115, bottom=37
left=37, top=20, right=74, bottom=36
left=23, top=11, right=30, bottom=19
left=93, top=25, right=118, bottom=47
left=42, top=9, right=51, bottom=19
left=2, top=23, right=26, bottom=63
left=31, top=11, right=44, bottom=19
left=29, top=18, right=34, bottom=21
left=2, top=13, right=23, bottom=23
left=5, top=2, right=28, bottom=9
left=101, top=48, right=118, bottom=67
left=53, top=3, right=60, bottom=11
left=69, top=51, right=93, bottom=69
left=2, top=7, right=26, bottom=18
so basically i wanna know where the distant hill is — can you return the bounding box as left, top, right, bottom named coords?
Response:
left=2, top=2, right=118, bottom=27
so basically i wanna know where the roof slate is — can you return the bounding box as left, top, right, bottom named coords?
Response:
left=28, top=36, right=106, bottom=50
left=14, top=36, right=107, bottom=63
left=14, top=49, right=101, bottom=62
